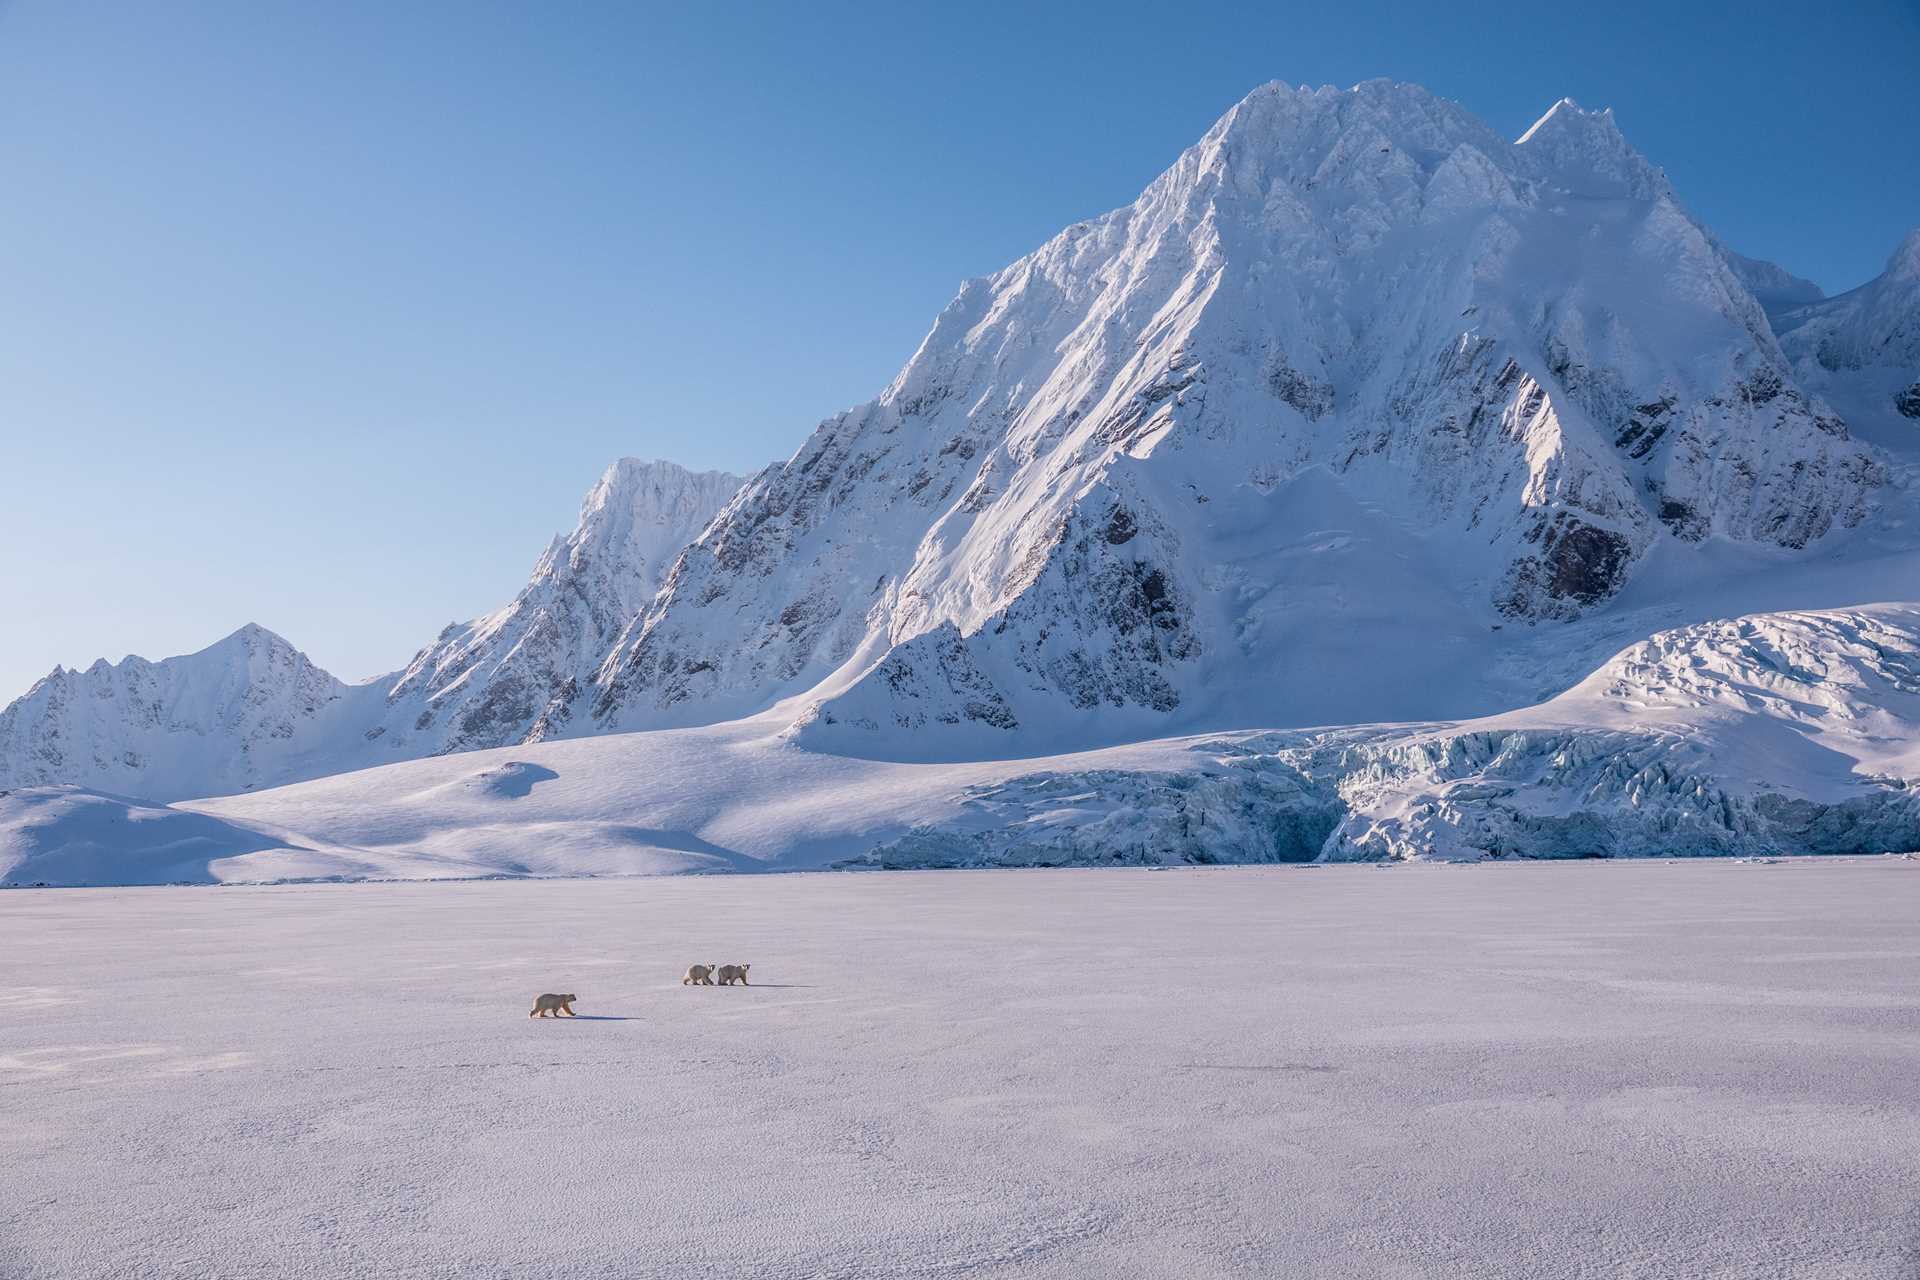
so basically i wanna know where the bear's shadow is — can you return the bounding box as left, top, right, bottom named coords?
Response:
left=551, top=1015, right=639, bottom=1022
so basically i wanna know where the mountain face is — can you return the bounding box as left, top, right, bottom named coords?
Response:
left=0, top=459, right=746, bottom=801
left=364, top=458, right=747, bottom=758
left=587, top=81, right=1883, bottom=752
left=0, top=624, right=359, bottom=800
left=1774, top=228, right=1920, bottom=427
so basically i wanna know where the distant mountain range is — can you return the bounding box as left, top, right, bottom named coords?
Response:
left=0, top=459, right=744, bottom=799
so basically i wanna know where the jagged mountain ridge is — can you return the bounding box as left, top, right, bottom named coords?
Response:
left=369, top=457, right=748, bottom=757
left=0, top=624, right=360, bottom=802
left=0, top=458, right=746, bottom=800
left=587, top=81, right=1882, bottom=752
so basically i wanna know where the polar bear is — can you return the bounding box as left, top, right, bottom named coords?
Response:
left=682, top=964, right=716, bottom=986
left=715, top=963, right=751, bottom=986
left=529, top=993, right=577, bottom=1017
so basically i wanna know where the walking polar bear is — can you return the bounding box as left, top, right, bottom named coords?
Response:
left=682, top=964, right=716, bottom=986
left=715, top=964, right=751, bottom=986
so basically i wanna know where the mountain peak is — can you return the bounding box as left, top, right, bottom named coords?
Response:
left=1516, top=97, right=1610, bottom=141
left=196, top=623, right=304, bottom=666
left=371, top=456, right=747, bottom=760
left=1887, top=226, right=1920, bottom=282
left=1775, top=224, right=1920, bottom=376
left=585, top=80, right=1880, bottom=750
left=574, top=458, right=746, bottom=555
left=0, top=623, right=351, bottom=801
left=1514, top=95, right=1666, bottom=199
left=221, top=621, right=285, bottom=645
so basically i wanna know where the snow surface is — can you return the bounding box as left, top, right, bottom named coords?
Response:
left=4, top=603, right=1915, bottom=887
left=4, top=863, right=1919, bottom=1278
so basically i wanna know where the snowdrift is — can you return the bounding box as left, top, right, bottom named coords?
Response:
left=0, top=787, right=300, bottom=886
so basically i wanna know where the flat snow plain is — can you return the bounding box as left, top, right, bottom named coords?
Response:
left=5, top=862, right=1919, bottom=1279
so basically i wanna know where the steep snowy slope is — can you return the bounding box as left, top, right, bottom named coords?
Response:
left=0, top=625, right=373, bottom=800
left=364, top=458, right=746, bottom=757
left=0, top=459, right=745, bottom=801
left=587, top=82, right=1882, bottom=754
left=1774, top=228, right=1920, bottom=444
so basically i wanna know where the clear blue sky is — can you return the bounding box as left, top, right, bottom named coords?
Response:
left=4, top=0, right=1917, bottom=700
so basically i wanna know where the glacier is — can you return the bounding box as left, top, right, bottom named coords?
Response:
left=3, top=604, right=1913, bottom=886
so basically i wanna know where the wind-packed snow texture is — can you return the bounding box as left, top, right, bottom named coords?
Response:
left=5, top=81, right=1920, bottom=878
left=5, top=864, right=1919, bottom=1278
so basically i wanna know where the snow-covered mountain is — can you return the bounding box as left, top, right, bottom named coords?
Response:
left=0, top=624, right=363, bottom=800
left=587, top=82, right=1882, bottom=754
left=5, top=80, right=1919, bottom=877
left=0, top=458, right=745, bottom=800
left=1774, top=227, right=1920, bottom=433
left=364, top=457, right=747, bottom=758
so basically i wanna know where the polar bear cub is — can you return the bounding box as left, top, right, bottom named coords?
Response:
left=715, top=963, right=751, bottom=986
left=682, top=964, right=716, bottom=986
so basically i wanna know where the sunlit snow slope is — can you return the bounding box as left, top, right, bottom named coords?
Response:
left=589, top=82, right=1882, bottom=754
left=3, top=604, right=1913, bottom=885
